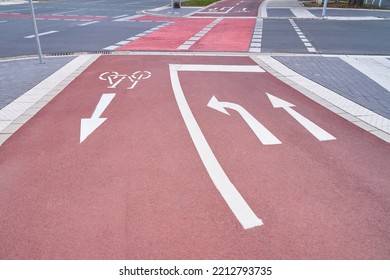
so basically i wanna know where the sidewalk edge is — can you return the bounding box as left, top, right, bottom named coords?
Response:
left=0, top=54, right=100, bottom=146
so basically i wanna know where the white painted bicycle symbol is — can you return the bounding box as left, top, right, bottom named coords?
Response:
left=99, top=71, right=152, bottom=90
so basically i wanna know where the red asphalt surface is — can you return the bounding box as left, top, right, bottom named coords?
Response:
left=118, top=17, right=215, bottom=51
left=193, top=0, right=263, bottom=17
left=117, top=16, right=255, bottom=52
left=0, top=55, right=389, bottom=259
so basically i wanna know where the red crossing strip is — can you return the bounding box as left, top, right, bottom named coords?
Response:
left=117, top=16, right=214, bottom=51
left=117, top=16, right=256, bottom=52
left=191, top=18, right=255, bottom=52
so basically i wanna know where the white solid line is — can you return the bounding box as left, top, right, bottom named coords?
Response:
left=171, top=64, right=265, bottom=73
left=78, top=20, right=99, bottom=26
left=116, top=41, right=130, bottom=45
left=112, top=14, right=128, bottom=19
left=103, top=45, right=118, bottom=50
left=169, top=64, right=264, bottom=229
left=24, top=30, right=59, bottom=39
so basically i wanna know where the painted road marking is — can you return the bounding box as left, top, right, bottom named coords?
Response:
left=24, top=30, right=58, bottom=39
left=80, top=93, right=116, bottom=143
left=99, top=72, right=128, bottom=88
left=99, top=71, right=151, bottom=90
left=169, top=64, right=264, bottom=230
left=104, top=21, right=172, bottom=51
left=290, top=8, right=316, bottom=19
left=289, top=19, right=316, bottom=53
left=267, top=93, right=336, bottom=141
left=112, top=14, right=128, bottom=19
left=208, top=95, right=281, bottom=145
left=198, top=6, right=235, bottom=14
left=258, top=56, right=390, bottom=142
left=177, top=18, right=223, bottom=50
left=113, top=15, right=143, bottom=21
left=78, top=20, right=99, bottom=26
left=250, top=18, right=263, bottom=52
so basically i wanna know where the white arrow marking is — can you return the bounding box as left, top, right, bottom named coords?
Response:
left=208, top=95, right=281, bottom=145
left=80, top=93, right=116, bottom=143
left=266, top=93, right=336, bottom=141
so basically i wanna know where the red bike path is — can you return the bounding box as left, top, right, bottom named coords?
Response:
left=0, top=55, right=389, bottom=259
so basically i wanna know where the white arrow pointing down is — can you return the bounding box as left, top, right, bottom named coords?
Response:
left=80, top=93, right=116, bottom=143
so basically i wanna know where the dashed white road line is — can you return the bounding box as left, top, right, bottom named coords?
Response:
left=249, top=18, right=263, bottom=53
left=78, top=20, right=99, bottom=26
left=177, top=17, right=223, bottom=50
left=103, top=21, right=172, bottom=51
left=24, top=30, right=59, bottom=39
left=289, top=19, right=316, bottom=53
left=112, top=14, right=129, bottom=19
left=113, top=14, right=143, bottom=22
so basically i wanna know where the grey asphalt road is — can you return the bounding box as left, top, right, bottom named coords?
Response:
left=1, top=0, right=390, bottom=57
left=0, top=0, right=170, bottom=57
left=261, top=18, right=390, bottom=55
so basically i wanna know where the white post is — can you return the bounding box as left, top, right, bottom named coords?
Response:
left=322, top=0, right=329, bottom=17
left=28, top=0, right=44, bottom=64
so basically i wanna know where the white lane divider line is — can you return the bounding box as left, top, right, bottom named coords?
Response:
left=24, top=30, right=58, bottom=39
left=169, top=64, right=265, bottom=230
left=113, top=14, right=143, bottom=22
left=249, top=18, right=263, bottom=53
left=289, top=19, right=316, bottom=53
left=112, top=14, right=128, bottom=19
left=103, top=21, right=172, bottom=51
left=78, top=20, right=99, bottom=26
left=177, top=17, right=223, bottom=50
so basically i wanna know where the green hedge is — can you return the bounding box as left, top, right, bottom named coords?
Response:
left=181, top=0, right=221, bottom=7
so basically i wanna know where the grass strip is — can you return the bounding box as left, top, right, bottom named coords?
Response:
left=181, top=0, right=221, bottom=7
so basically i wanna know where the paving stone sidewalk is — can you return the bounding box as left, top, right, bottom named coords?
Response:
left=274, top=56, right=390, bottom=119
left=0, top=56, right=76, bottom=110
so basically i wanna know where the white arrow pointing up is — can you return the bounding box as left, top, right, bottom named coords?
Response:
left=266, top=93, right=336, bottom=141
left=80, top=93, right=116, bottom=143
left=208, top=95, right=281, bottom=145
